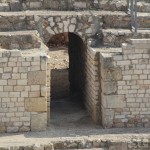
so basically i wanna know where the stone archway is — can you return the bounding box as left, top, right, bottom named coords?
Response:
left=46, top=32, right=97, bottom=127
left=39, top=14, right=102, bottom=126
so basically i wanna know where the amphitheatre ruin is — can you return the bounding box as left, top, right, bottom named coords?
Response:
left=0, top=0, right=150, bottom=149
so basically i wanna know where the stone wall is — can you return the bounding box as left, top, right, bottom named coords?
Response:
left=100, top=39, right=150, bottom=128
left=0, top=12, right=150, bottom=48
left=21, top=0, right=126, bottom=11
left=0, top=33, right=48, bottom=133
left=84, top=47, right=101, bottom=124
left=0, top=50, right=48, bottom=133
left=0, top=11, right=101, bottom=44
left=1, top=0, right=150, bottom=12
left=50, top=69, right=69, bottom=100
left=0, top=34, right=41, bottom=50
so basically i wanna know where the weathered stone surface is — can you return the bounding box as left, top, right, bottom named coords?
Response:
left=101, top=80, right=117, bottom=94
left=10, top=2, right=22, bottom=11
left=29, top=2, right=42, bottom=9
left=102, top=108, right=114, bottom=128
left=28, top=71, right=46, bottom=85
left=23, top=145, right=34, bottom=150
left=25, top=97, right=47, bottom=112
left=0, top=126, right=5, bottom=133
left=19, top=126, right=30, bottom=132
left=33, top=144, right=44, bottom=150
left=31, top=113, right=47, bottom=131
left=41, top=85, right=47, bottom=97
left=101, top=67, right=122, bottom=81
left=7, top=127, right=19, bottom=133
left=0, top=34, right=41, bottom=50
left=44, top=143, right=54, bottom=150
left=102, top=94, right=125, bottom=109
left=100, top=53, right=114, bottom=68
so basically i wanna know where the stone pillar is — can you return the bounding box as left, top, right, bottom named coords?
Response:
left=100, top=52, right=124, bottom=128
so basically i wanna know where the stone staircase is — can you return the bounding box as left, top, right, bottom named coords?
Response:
left=0, top=0, right=21, bottom=11
left=1, top=1, right=149, bottom=48
left=0, top=0, right=150, bottom=12
left=0, top=1, right=150, bottom=149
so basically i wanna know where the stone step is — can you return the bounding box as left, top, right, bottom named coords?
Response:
left=0, top=3, right=10, bottom=11
left=102, top=29, right=150, bottom=47
left=92, top=47, right=122, bottom=54
left=21, top=0, right=127, bottom=11
left=102, top=11, right=150, bottom=29
left=60, top=148, right=106, bottom=150
left=100, top=1, right=150, bottom=13
left=0, top=30, right=47, bottom=51
left=0, top=128, right=150, bottom=150
left=137, top=2, right=150, bottom=13
left=0, top=0, right=16, bottom=2
left=0, top=11, right=149, bottom=32
left=0, top=0, right=21, bottom=11
left=0, top=0, right=149, bottom=12
left=0, top=30, right=39, bottom=35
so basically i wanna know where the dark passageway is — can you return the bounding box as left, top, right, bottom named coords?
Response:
left=48, top=33, right=95, bottom=128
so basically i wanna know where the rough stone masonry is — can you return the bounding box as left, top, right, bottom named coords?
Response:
left=0, top=33, right=48, bottom=133
left=100, top=39, right=150, bottom=128
left=0, top=0, right=150, bottom=133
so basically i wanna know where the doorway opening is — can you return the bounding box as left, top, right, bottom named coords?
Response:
left=47, top=32, right=96, bottom=128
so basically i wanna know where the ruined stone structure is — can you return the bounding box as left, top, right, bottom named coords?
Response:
left=0, top=0, right=150, bottom=133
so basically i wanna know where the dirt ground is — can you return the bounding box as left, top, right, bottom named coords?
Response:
left=48, top=47, right=96, bottom=130
left=50, top=96, right=100, bottom=130
left=48, top=47, right=69, bottom=69
left=47, top=46, right=99, bottom=136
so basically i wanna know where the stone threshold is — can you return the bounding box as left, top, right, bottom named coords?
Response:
left=0, top=10, right=149, bottom=17
left=0, top=127, right=150, bottom=149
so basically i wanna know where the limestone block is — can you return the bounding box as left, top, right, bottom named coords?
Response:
left=102, top=94, right=125, bottom=109
left=11, top=50, right=21, bottom=57
left=102, top=108, right=114, bottom=128
left=0, top=3, right=10, bottom=11
left=7, top=127, right=19, bottom=133
left=50, top=22, right=55, bottom=27
left=71, top=18, right=76, bottom=24
left=69, top=25, right=75, bottom=32
left=33, top=144, right=44, bottom=150
left=29, top=91, right=40, bottom=97
left=122, top=43, right=135, bottom=54
left=2, top=51, right=11, bottom=58
left=25, top=97, right=47, bottom=112
left=40, top=56, right=47, bottom=71
left=48, top=17, right=53, bottom=22
left=2, top=73, right=11, bottom=79
left=101, top=67, right=122, bottom=81
left=41, top=85, right=47, bottom=97
left=46, top=26, right=55, bottom=34
left=10, top=2, right=22, bottom=11
left=74, top=2, right=86, bottom=9
left=63, top=20, right=69, bottom=32
left=30, top=2, right=42, bottom=9
left=31, top=113, right=47, bottom=131
left=0, top=126, right=5, bottom=133
left=19, top=126, right=30, bottom=132
left=28, top=71, right=46, bottom=85
left=101, top=80, right=117, bottom=94
left=44, top=143, right=54, bottom=150
left=100, top=53, right=114, bottom=68
left=34, top=16, right=40, bottom=22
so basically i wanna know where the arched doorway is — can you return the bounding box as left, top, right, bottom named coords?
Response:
left=47, top=32, right=95, bottom=128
